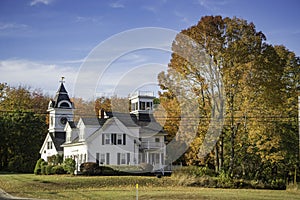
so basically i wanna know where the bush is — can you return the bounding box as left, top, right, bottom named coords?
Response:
left=48, top=154, right=63, bottom=165
left=34, top=158, right=44, bottom=175
left=80, top=162, right=118, bottom=176
left=8, top=156, right=24, bottom=173
left=45, top=165, right=53, bottom=175
left=139, top=163, right=153, bottom=172
left=52, top=165, right=66, bottom=174
left=172, top=166, right=216, bottom=178
left=216, top=170, right=233, bottom=188
left=63, top=158, right=76, bottom=175
left=40, top=162, right=47, bottom=175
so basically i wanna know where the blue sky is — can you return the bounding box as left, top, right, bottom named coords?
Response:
left=0, top=0, right=299, bottom=98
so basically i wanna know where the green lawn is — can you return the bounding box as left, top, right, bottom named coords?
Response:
left=0, top=174, right=299, bottom=200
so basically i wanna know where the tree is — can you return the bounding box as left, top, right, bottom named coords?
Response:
left=158, top=15, right=300, bottom=181
left=0, top=84, right=49, bottom=172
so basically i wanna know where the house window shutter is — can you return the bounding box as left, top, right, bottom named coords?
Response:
left=102, top=134, right=104, bottom=145
left=127, top=153, right=130, bottom=165
left=123, top=134, right=126, bottom=145
left=117, top=153, right=121, bottom=165
left=111, top=134, right=117, bottom=145
left=96, top=153, right=100, bottom=165
left=106, top=153, right=110, bottom=165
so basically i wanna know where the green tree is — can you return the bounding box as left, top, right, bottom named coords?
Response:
left=0, top=85, right=49, bottom=172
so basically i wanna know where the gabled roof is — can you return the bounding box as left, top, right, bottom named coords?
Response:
left=80, top=117, right=101, bottom=126
left=109, top=112, right=139, bottom=127
left=49, top=133, right=65, bottom=152
left=40, top=132, right=65, bottom=153
left=86, top=117, right=136, bottom=142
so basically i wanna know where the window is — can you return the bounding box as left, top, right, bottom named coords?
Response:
left=117, top=134, right=122, bottom=145
left=155, top=138, right=160, bottom=143
left=121, top=153, right=126, bottom=164
left=140, top=102, right=146, bottom=110
left=117, top=153, right=130, bottom=165
left=146, top=102, right=152, bottom=110
left=100, top=154, right=105, bottom=164
left=105, top=134, right=110, bottom=144
left=131, top=103, right=135, bottom=111
left=47, top=141, right=53, bottom=149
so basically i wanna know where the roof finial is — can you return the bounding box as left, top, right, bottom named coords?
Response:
left=60, top=76, right=65, bottom=83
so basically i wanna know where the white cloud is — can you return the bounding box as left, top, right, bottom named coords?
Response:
left=109, top=1, right=125, bottom=8
left=0, top=59, right=78, bottom=96
left=0, top=22, right=28, bottom=30
left=75, top=16, right=102, bottom=23
left=142, top=5, right=158, bottom=13
left=30, top=0, right=53, bottom=6
left=197, top=0, right=231, bottom=11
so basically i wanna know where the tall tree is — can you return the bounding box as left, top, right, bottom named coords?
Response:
left=158, top=15, right=300, bottom=181
left=0, top=84, right=49, bottom=172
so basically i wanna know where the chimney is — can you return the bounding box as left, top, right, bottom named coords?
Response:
left=100, top=109, right=105, bottom=119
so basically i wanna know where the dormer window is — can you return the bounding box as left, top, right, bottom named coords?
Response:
left=58, top=100, right=72, bottom=108
left=60, top=102, right=70, bottom=108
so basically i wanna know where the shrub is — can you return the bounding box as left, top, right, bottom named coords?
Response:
left=80, top=162, right=117, bottom=176
left=8, top=156, right=24, bottom=173
left=139, top=163, right=153, bottom=172
left=80, top=162, right=98, bottom=175
left=34, top=158, right=44, bottom=175
left=172, top=166, right=215, bottom=178
left=52, top=165, right=66, bottom=174
left=216, top=170, right=233, bottom=188
left=48, top=154, right=63, bottom=165
left=40, top=161, right=47, bottom=175
left=45, top=165, right=53, bottom=175
left=63, top=158, right=76, bottom=175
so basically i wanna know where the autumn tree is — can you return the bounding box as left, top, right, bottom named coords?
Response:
left=0, top=84, right=49, bottom=172
left=158, top=15, right=300, bottom=182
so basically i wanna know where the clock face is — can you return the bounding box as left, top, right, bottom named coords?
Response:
left=60, top=117, right=68, bottom=125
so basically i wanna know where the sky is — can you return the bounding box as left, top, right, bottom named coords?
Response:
left=0, top=0, right=299, bottom=99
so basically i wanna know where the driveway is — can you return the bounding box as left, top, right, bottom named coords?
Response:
left=0, top=189, right=38, bottom=200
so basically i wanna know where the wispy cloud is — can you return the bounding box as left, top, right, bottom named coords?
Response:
left=0, top=59, right=77, bottom=96
left=30, top=0, right=54, bottom=6
left=0, top=22, right=28, bottom=30
left=174, top=11, right=192, bottom=25
left=197, top=0, right=231, bottom=11
left=75, top=16, right=102, bottom=23
left=142, top=5, right=158, bottom=13
left=109, top=1, right=125, bottom=8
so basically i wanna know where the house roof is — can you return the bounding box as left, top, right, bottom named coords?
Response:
left=49, top=82, right=74, bottom=109
left=81, top=117, right=101, bottom=126
left=67, top=121, right=76, bottom=128
left=49, top=133, right=65, bottom=151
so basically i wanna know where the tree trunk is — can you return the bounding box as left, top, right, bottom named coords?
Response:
left=215, top=143, right=219, bottom=173
left=219, top=131, right=224, bottom=171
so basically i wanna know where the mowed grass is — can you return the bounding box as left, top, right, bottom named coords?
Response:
left=0, top=174, right=300, bottom=200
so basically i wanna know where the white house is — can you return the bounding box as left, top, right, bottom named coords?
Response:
left=40, top=80, right=167, bottom=171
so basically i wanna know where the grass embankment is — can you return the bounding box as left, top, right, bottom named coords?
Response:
left=0, top=174, right=300, bottom=200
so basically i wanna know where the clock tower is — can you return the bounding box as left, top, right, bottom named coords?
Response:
left=47, top=77, right=74, bottom=140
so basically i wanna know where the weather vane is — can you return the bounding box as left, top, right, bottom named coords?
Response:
left=60, top=76, right=65, bottom=83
